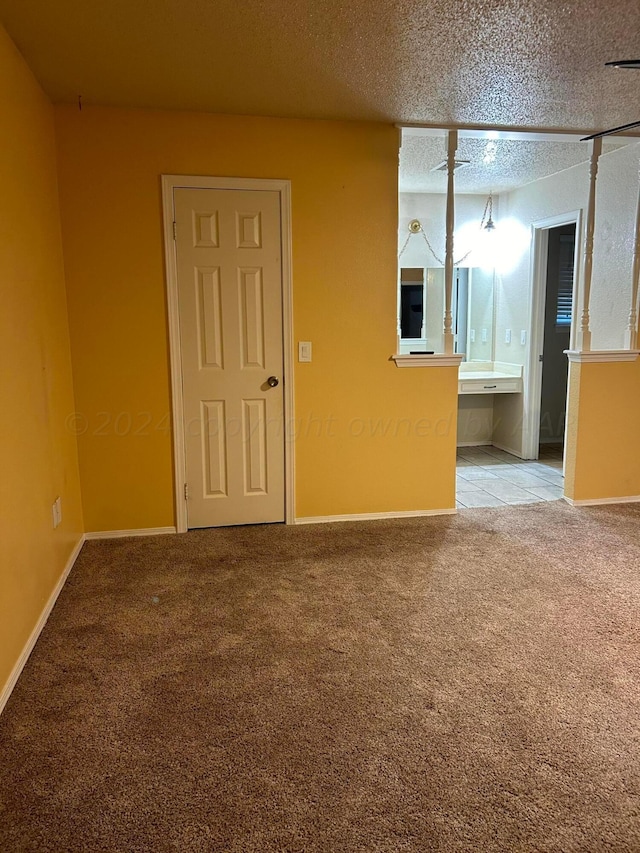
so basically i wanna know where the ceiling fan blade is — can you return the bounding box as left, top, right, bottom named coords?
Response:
left=581, top=119, right=640, bottom=142
left=605, top=59, right=640, bottom=69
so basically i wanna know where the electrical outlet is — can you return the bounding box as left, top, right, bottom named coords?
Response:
left=505, top=329, right=512, bottom=344
left=481, top=328, right=488, bottom=343
left=470, top=329, right=475, bottom=343
left=298, top=341, right=312, bottom=362
left=520, top=330, right=526, bottom=346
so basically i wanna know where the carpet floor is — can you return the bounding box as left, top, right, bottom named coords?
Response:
left=1, top=501, right=640, bottom=852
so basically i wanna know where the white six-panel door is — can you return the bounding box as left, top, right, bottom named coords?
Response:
left=174, top=187, right=285, bottom=528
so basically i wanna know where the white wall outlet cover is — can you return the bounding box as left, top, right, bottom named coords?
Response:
left=481, top=329, right=488, bottom=343
left=298, top=341, right=312, bottom=362
left=505, top=329, right=512, bottom=344
left=470, top=329, right=476, bottom=343
left=520, top=330, right=527, bottom=345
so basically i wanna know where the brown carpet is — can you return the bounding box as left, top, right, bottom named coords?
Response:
left=1, top=501, right=640, bottom=852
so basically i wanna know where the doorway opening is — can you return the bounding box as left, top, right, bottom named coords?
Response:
left=523, top=211, right=581, bottom=465
left=539, top=223, right=576, bottom=459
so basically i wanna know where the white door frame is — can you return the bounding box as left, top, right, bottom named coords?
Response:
left=161, top=175, right=295, bottom=533
left=523, top=209, right=582, bottom=459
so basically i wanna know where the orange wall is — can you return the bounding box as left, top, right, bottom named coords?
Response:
left=54, top=105, right=459, bottom=527
left=566, top=359, right=640, bottom=501
left=0, top=26, right=83, bottom=699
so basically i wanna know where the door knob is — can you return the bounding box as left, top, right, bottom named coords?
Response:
left=267, top=376, right=279, bottom=387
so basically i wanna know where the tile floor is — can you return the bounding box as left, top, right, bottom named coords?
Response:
left=456, top=444, right=564, bottom=509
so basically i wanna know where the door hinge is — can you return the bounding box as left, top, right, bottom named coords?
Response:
left=184, top=482, right=189, bottom=501
left=173, top=221, right=177, bottom=240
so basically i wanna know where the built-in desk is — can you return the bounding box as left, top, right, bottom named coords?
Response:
left=458, top=362, right=523, bottom=395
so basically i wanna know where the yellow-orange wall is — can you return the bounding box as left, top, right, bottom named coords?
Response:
left=0, top=27, right=83, bottom=698
left=2, top=19, right=640, bottom=713
left=565, top=360, right=640, bottom=502
left=54, top=105, right=459, bottom=528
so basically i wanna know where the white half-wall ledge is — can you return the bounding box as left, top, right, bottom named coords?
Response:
left=392, top=354, right=465, bottom=368
left=565, top=349, right=640, bottom=363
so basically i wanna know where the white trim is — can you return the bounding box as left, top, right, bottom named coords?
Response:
left=564, top=495, right=640, bottom=506
left=279, top=183, right=296, bottom=527
left=161, top=175, right=295, bottom=532
left=0, top=535, right=85, bottom=716
left=84, top=526, right=177, bottom=540
left=161, top=178, right=187, bottom=533
left=491, top=440, right=525, bottom=459
left=392, top=353, right=464, bottom=367
left=523, top=210, right=582, bottom=461
left=295, top=508, right=456, bottom=524
left=564, top=349, right=640, bottom=363
left=457, top=440, right=493, bottom=447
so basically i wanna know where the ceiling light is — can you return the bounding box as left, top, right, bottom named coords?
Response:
left=484, top=192, right=496, bottom=232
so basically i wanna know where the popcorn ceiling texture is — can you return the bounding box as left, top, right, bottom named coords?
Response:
left=399, top=135, right=632, bottom=194
left=0, top=0, right=639, bottom=131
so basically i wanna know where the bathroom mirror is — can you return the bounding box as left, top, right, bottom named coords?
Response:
left=398, top=266, right=495, bottom=360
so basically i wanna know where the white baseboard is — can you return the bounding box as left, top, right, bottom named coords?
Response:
left=295, top=508, right=456, bottom=525
left=564, top=495, right=640, bottom=507
left=456, top=440, right=493, bottom=447
left=0, top=535, right=85, bottom=717
left=85, top=526, right=177, bottom=540
left=491, top=441, right=525, bottom=459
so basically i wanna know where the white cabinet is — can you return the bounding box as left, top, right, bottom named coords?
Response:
left=458, top=363, right=523, bottom=395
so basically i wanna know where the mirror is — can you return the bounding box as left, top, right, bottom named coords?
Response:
left=466, top=268, right=495, bottom=362
left=398, top=266, right=495, bottom=360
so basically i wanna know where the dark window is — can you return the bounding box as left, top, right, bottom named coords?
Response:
left=556, top=234, right=575, bottom=328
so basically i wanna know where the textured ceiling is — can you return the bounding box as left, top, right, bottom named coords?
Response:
left=1, top=0, right=640, bottom=133
left=399, top=132, right=632, bottom=194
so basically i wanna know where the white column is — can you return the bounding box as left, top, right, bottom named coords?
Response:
left=444, top=130, right=458, bottom=355
left=578, top=137, right=602, bottom=352
left=625, top=162, right=640, bottom=349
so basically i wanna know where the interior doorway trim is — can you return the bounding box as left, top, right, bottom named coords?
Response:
left=523, top=210, right=582, bottom=459
left=161, top=175, right=295, bottom=533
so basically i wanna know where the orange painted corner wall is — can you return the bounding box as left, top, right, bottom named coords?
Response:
left=567, top=359, right=640, bottom=502
left=54, top=105, right=459, bottom=528
left=0, top=26, right=83, bottom=697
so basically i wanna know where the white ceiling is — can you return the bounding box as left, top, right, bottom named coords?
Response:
left=0, top=0, right=639, bottom=135
left=399, top=131, right=633, bottom=194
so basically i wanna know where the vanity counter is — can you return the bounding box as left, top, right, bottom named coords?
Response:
left=458, top=362, right=523, bottom=395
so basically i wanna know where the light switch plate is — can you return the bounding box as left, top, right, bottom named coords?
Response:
left=520, top=330, right=526, bottom=345
left=505, top=329, right=512, bottom=344
left=470, top=329, right=476, bottom=343
left=298, top=341, right=312, bottom=362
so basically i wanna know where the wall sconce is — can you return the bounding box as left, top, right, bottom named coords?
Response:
left=400, top=191, right=497, bottom=267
